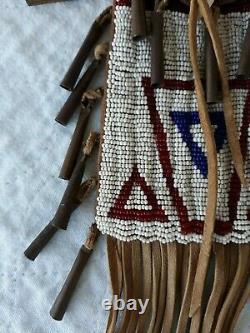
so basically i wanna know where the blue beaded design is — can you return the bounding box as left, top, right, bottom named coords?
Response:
left=170, top=111, right=227, bottom=177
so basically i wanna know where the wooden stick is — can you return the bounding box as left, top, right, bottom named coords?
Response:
left=24, top=177, right=97, bottom=261
left=24, top=132, right=98, bottom=261
left=59, top=88, right=103, bottom=180
left=56, top=43, right=109, bottom=126
left=60, top=6, right=112, bottom=91
left=50, top=224, right=100, bottom=321
left=26, top=0, right=67, bottom=5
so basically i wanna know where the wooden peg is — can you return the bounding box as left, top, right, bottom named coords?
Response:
left=60, top=6, right=112, bottom=91
left=56, top=43, right=109, bottom=126
left=59, top=88, right=103, bottom=180
left=26, top=0, right=67, bottom=5
left=50, top=224, right=100, bottom=321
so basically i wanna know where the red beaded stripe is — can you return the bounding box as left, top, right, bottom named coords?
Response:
left=115, top=0, right=131, bottom=7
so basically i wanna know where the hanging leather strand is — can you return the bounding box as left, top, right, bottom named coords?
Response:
left=188, top=0, right=218, bottom=317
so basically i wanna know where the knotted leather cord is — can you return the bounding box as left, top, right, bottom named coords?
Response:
left=188, top=0, right=247, bottom=317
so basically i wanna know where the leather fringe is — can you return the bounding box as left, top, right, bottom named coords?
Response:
left=106, top=239, right=250, bottom=333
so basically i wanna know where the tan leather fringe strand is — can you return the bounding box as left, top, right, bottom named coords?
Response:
left=222, top=245, right=250, bottom=332
left=148, top=242, right=162, bottom=332
left=119, top=241, right=133, bottom=333
left=126, top=241, right=143, bottom=333
left=229, top=280, right=250, bottom=333
left=106, top=237, right=123, bottom=333
left=214, top=244, right=250, bottom=333
left=228, top=250, right=250, bottom=333
left=181, top=245, right=190, bottom=300
left=161, top=243, right=178, bottom=333
left=176, top=243, right=199, bottom=333
left=212, top=244, right=238, bottom=331
left=202, top=243, right=226, bottom=333
left=153, top=243, right=168, bottom=333
left=188, top=0, right=218, bottom=317
left=136, top=243, right=153, bottom=332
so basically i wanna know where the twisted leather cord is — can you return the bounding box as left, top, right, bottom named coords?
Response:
left=188, top=0, right=247, bottom=317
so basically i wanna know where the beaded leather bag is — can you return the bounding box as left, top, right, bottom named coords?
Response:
left=25, top=0, right=250, bottom=332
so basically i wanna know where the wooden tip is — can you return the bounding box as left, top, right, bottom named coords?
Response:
left=59, top=110, right=90, bottom=180
left=60, top=6, right=111, bottom=91
left=26, top=0, right=65, bottom=5
left=50, top=246, right=92, bottom=321
left=24, top=222, right=58, bottom=261
left=56, top=59, right=99, bottom=126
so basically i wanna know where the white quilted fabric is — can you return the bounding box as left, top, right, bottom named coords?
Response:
left=0, top=0, right=248, bottom=332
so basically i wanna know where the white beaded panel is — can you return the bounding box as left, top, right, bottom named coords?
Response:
left=96, top=5, right=250, bottom=244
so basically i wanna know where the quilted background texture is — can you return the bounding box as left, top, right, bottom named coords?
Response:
left=0, top=0, right=249, bottom=332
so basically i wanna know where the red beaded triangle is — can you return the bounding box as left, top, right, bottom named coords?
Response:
left=108, top=164, right=167, bottom=222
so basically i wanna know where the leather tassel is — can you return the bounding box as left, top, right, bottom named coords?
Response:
left=237, top=21, right=250, bottom=78
left=131, top=0, right=147, bottom=40
left=24, top=133, right=98, bottom=261
left=151, top=1, right=166, bottom=88
left=50, top=223, right=100, bottom=321
left=60, top=6, right=112, bottom=91
left=205, top=7, right=221, bottom=104
left=56, top=43, right=109, bottom=126
left=59, top=88, right=103, bottom=180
